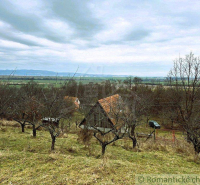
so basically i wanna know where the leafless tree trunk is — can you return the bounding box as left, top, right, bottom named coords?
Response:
left=13, top=114, right=30, bottom=133
left=167, top=52, right=200, bottom=153
left=22, top=123, right=25, bottom=132
left=128, top=134, right=137, bottom=148
left=50, top=132, right=56, bottom=150
left=93, top=131, right=124, bottom=155
left=39, top=84, right=75, bottom=151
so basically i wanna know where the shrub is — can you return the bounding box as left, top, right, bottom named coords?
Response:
left=77, top=129, right=93, bottom=147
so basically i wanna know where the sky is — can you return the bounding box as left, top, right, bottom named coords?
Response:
left=0, top=0, right=200, bottom=77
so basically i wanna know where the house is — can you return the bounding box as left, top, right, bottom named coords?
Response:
left=64, top=96, right=80, bottom=109
left=79, top=94, right=126, bottom=133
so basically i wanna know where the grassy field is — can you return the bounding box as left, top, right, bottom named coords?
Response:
left=0, top=121, right=200, bottom=185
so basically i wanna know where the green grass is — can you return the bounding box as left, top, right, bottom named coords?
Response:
left=0, top=125, right=200, bottom=185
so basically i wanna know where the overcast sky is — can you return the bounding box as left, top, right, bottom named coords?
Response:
left=0, top=0, right=200, bottom=76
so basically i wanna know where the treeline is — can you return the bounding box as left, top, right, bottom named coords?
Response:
left=0, top=76, right=169, bottom=85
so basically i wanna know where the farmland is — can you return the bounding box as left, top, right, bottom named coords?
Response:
left=0, top=75, right=167, bottom=86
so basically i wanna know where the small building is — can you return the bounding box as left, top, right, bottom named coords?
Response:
left=64, top=96, right=80, bottom=109
left=79, top=94, right=126, bottom=133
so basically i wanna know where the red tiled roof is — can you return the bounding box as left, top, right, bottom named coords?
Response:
left=98, top=94, right=120, bottom=113
left=98, top=94, right=122, bottom=125
left=79, top=94, right=124, bottom=129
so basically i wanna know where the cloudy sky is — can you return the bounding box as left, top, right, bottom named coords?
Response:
left=0, top=0, right=200, bottom=76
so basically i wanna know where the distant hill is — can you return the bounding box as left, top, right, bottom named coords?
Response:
left=0, top=69, right=127, bottom=77
left=0, top=70, right=166, bottom=79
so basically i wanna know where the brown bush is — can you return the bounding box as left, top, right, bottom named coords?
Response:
left=1, top=120, right=19, bottom=127
left=174, top=140, right=195, bottom=156
left=141, top=139, right=169, bottom=152
left=77, top=129, right=93, bottom=146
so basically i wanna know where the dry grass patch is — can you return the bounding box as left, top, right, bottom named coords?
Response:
left=0, top=119, right=19, bottom=127
left=0, top=126, right=200, bottom=184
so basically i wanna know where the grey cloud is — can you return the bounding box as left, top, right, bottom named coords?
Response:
left=124, top=29, right=150, bottom=41
left=0, top=0, right=103, bottom=44
left=0, top=31, right=41, bottom=47
left=102, top=28, right=150, bottom=45
left=0, top=1, right=71, bottom=43
left=47, top=0, right=103, bottom=39
left=0, top=2, right=41, bottom=33
left=0, top=0, right=199, bottom=76
left=155, top=39, right=170, bottom=43
left=0, top=45, right=27, bottom=51
left=149, top=1, right=200, bottom=30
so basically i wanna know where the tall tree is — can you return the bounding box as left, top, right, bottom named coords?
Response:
left=167, top=52, right=200, bottom=153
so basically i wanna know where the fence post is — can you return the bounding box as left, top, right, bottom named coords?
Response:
left=155, top=128, right=158, bottom=140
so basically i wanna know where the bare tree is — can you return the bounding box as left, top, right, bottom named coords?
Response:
left=94, top=96, right=126, bottom=155
left=0, top=83, right=15, bottom=119
left=124, top=76, right=142, bottom=90
left=39, top=86, right=75, bottom=150
left=133, top=77, right=142, bottom=85
left=79, top=94, right=126, bottom=155
left=123, top=76, right=134, bottom=89
left=160, top=89, right=180, bottom=129
left=9, top=81, right=42, bottom=135
left=167, top=52, right=200, bottom=153
left=93, top=130, right=125, bottom=155
left=9, top=88, right=30, bottom=133
left=121, top=93, right=140, bottom=148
